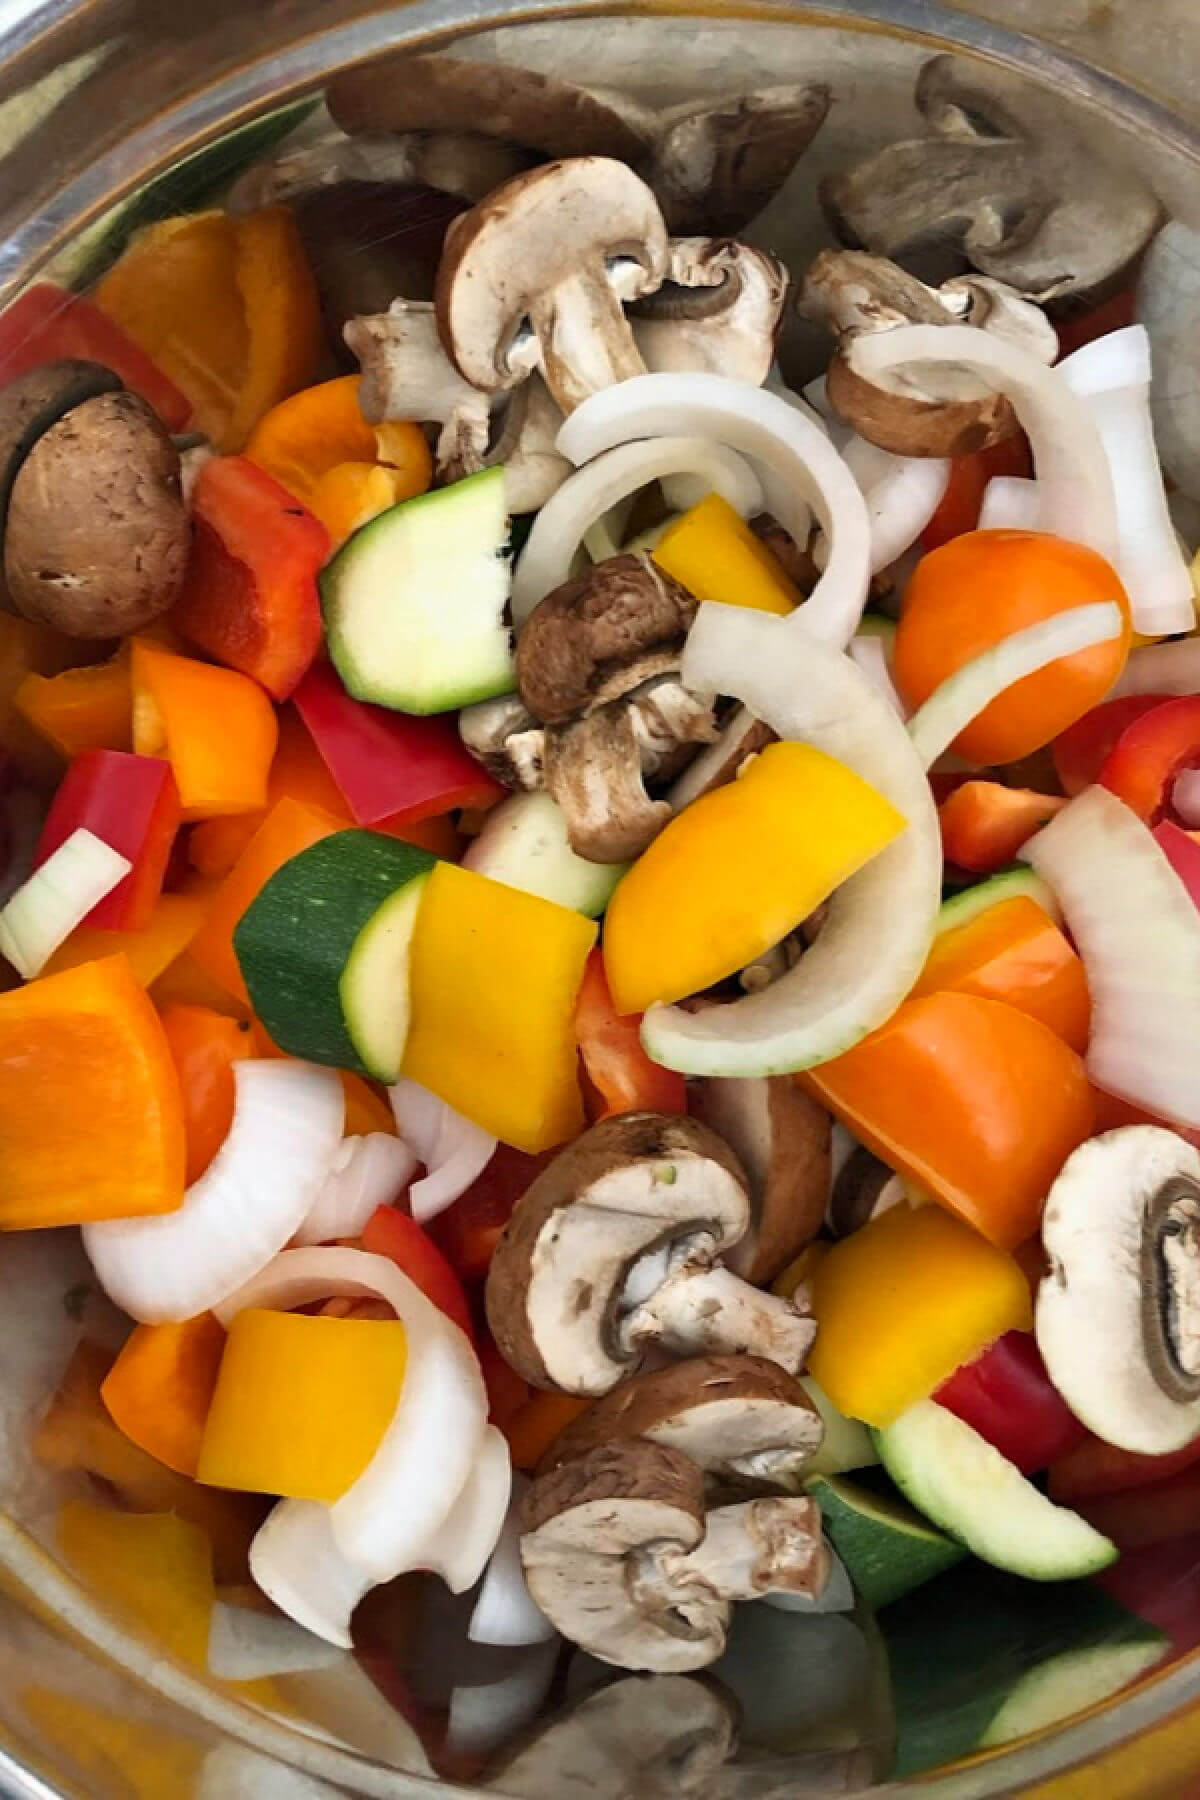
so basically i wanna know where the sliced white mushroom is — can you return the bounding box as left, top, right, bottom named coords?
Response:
left=632, top=237, right=788, bottom=387
left=689, top=1077, right=830, bottom=1283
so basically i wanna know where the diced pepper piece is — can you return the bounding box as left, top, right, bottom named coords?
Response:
left=0, top=955, right=185, bottom=1229
left=160, top=1004, right=255, bottom=1183
left=187, top=796, right=343, bottom=1001
left=604, top=741, right=905, bottom=1015
left=403, top=861, right=597, bottom=1152
left=0, top=615, right=104, bottom=781
left=1052, top=695, right=1172, bottom=797
left=20, top=1691, right=206, bottom=1796
left=803, top=992, right=1096, bottom=1249
left=807, top=1203, right=1033, bottom=1428
left=479, top=1336, right=532, bottom=1431
left=101, top=1314, right=228, bottom=1478
left=431, top=1145, right=556, bottom=1286
left=938, top=782, right=1066, bottom=875
left=361, top=1204, right=475, bottom=1341
left=243, top=376, right=378, bottom=492
left=503, top=1390, right=594, bottom=1472
left=149, top=950, right=252, bottom=1019
left=653, top=493, right=800, bottom=614
left=294, top=659, right=504, bottom=826
left=574, top=947, right=687, bottom=1120
left=309, top=460, right=427, bottom=547
left=94, top=209, right=322, bottom=451
left=131, top=637, right=278, bottom=821
left=0, top=283, right=191, bottom=428
left=14, top=657, right=132, bottom=759
left=341, top=1072, right=396, bottom=1138
left=933, top=1330, right=1086, bottom=1474
left=172, top=456, right=328, bottom=700
left=911, top=895, right=1091, bottom=1052
left=34, top=749, right=180, bottom=931
left=1099, top=696, right=1200, bottom=823
left=1049, top=1430, right=1200, bottom=1504
left=1154, top=820, right=1200, bottom=912
left=56, top=1502, right=215, bottom=1669
left=196, top=1308, right=407, bottom=1501
left=1054, top=287, right=1137, bottom=357
left=43, top=891, right=208, bottom=987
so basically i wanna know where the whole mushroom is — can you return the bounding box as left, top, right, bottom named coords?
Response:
left=484, top=1112, right=816, bottom=1396
left=0, top=359, right=122, bottom=547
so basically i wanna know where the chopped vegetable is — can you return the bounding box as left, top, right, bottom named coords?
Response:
left=244, top=374, right=431, bottom=514
left=1049, top=1430, right=1200, bottom=1505
left=100, top=1312, right=227, bottom=1477
left=35, top=749, right=180, bottom=931
left=294, top=1133, right=416, bottom=1247
left=388, top=1078, right=496, bottom=1225
left=574, top=948, right=687, bottom=1120
left=939, top=783, right=1067, bottom=874
left=15, top=656, right=132, bottom=759
left=652, top=491, right=800, bottom=614
left=361, top=1203, right=476, bottom=1342
left=431, top=1145, right=557, bottom=1286
left=934, top=1332, right=1085, bottom=1475
left=0, top=282, right=190, bottom=428
left=130, top=637, right=278, bottom=821
left=911, top=894, right=1090, bottom=1052
left=160, top=1003, right=254, bottom=1183
left=56, top=1501, right=217, bottom=1671
left=463, top=791, right=626, bottom=918
left=0, top=829, right=130, bottom=978
left=921, top=437, right=1032, bottom=551
left=44, top=891, right=208, bottom=988
left=1053, top=694, right=1173, bottom=796
left=805, top=1473, right=964, bottom=1610
left=1099, top=695, right=1200, bottom=823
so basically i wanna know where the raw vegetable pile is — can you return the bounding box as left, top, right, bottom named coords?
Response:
left=9, top=44, right=1200, bottom=1786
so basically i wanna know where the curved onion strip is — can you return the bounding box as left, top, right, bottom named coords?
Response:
left=389, top=1078, right=496, bottom=1223
left=420, top=1425, right=512, bottom=1593
left=511, top=436, right=763, bottom=626
left=1115, top=636, right=1200, bottom=699
left=215, top=1245, right=488, bottom=1581
left=848, top=634, right=907, bottom=719
left=979, top=475, right=1040, bottom=531
left=83, top=1061, right=345, bottom=1323
left=837, top=436, right=950, bottom=575
left=207, top=1593, right=342, bottom=1679
left=641, top=603, right=942, bottom=1077
left=249, top=1499, right=372, bottom=1649
left=294, top=1132, right=417, bottom=1247
left=1025, top=785, right=1200, bottom=1128
left=906, top=604, right=1125, bottom=770
left=849, top=325, right=1118, bottom=563
left=557, top=372, right=873, bottom=648
left=470, top=1475, right=556, bottom=1647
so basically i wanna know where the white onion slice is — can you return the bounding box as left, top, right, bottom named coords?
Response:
left=216, top=1245, right=488, bottom=1581
left=835, top=435, right=950, bottom=575
left=640, top=603, right=941, bottom=1076
left=979, top=476, right=1040, bottom=531
left=511, top=436, right=763, bottom=626
left=1058, top=326, right=1194, bottom=637
left=1174, top=769, right=1200, bottom=827
left=420, top=1424, right=512, bottom=1593
left=848, top=325, right=1118, bottom=563
left=446, top=1640, right=560, bottom=1759
left=848, top=634, right=907, bottom=719
left=906, top=603, right=1125, bottom=770
left=0, top=827, right=129, bottom=978
left=294, top=1132, right=417, bottom=1247
left=1025, top=785, right=1200, bottom=1128
left=388, top=1078, right=496, bottom=1224
left=1115, top=637, right=1200, bottom=698
left=557, top=373, right=873, bottom=649
left=470, top=1475, right=556, bottom=1648
left=207, top=1594, right=342, bottom=1679
left=249, top=1499, right=373, bottom=1650
left=83, top=1061, right=344, bottom=1323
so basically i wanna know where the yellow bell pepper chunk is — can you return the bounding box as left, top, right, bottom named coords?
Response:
left=653, top=492, right=801, bottom=615
left=604, top=741, right=905, bottom=1015
left=807, top=1203, right=1033, bottom=1428
left=56, top=1501, right=215, bottom=1669
left=403, top=861, right=597, bottom=1151
left=196, top=1309, right=407, bottom=1502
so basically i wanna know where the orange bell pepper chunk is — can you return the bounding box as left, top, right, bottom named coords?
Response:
left=14, top=656, right=132, bottom=759
left=912, top=895, right=1091, bottom=1053
left=308, top=460, right=429, bottom=547
left=244, top=376, right=377, bottom=492
left=188, top=796, right=343, bottom=1002
left=130, top=636, right=278, bottom=821
left=161, top=1004, right=255, bottom=1183
left=342, top=1071, right=396, bottom=1137
left=94, top=207, right=323, bottom=452
left=0, top=955, right=185, bottom=1230
left=574, top=947, right=687, bottom=1120
left=803, top=992, right=1096, bottom=1250
left=0, top=615, right=104, bottom=781
left=101, top=1314, right=227, bottom=1478
left=503, top=1390, right=593, bottom=1472
left=939, top=781, right=1067, bottom=874
left=149, top=950, right=253, bottom=1021
left=43, top=891, right=208, bottom=988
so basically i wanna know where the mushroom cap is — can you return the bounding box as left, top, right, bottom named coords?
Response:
left=5, top=390, right=189, bottom=637
left=538, top=1353, right=824, bottom=1489
left=689, top=1077, right=830, bottom=1284
left=1037, top=1126, right=1200, bottom=1455
left=434, top=157, right=668, bottom=395
left=0, top=359, right=122, bottom=545
left=516, top=552, right=697, bottom=724
left=649, top=85, right=831, bottom=236
left=485, top=1111, right=751, bottom=1394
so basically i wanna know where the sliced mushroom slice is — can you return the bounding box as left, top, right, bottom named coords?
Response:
left=690, top=1078, right=830, bottom=1284
left=485, top=1112, right=814, bottom=1395
left=826, top=1145, right=906, bottom=1239
left=435, top=157, right=668, bottom=417
left=543, top=704, right=672, bottom=865
left=345, top=298, right=492, bottom=479
left=1037, top=1126, right=1200, bottom=1455
left=632, top=238, right=788, bottom=386
left=538, top=1354, right=824, bottom=1492
left=648, top=86, right=831, bottom=235
left=459, top=694, right=545, bottom=792
left=485, top=378, right=573, bottom=514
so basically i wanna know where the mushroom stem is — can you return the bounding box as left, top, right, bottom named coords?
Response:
left=623, top=1257, right=815, bottom=1374
left=635, top=1496, right=830, bottom=1605
left=530, top=268, right=648, bottom=415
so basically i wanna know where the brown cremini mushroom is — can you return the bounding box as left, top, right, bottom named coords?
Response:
left=647, top=86, right=831, bottom=235
left=0, top=359, right=122, bottom=549
left=689, top=1078, right=831, bottom=1284
left=458, top=693, right=545, bottom=790
left=631, top=238, right=788, bottom=386
left=826, top=1145, right=906, bottom=1239
left=5, top=390, right=189, bottom=636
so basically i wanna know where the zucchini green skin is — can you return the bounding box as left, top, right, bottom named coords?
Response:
left=234, top=828, right=435, bottom=1076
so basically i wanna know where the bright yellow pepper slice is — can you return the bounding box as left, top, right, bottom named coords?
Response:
left=603, top=740, right=905, bottom=1015
left=196, top=1309, right=407, bottom=1501
left=403, top=861, right=597, bottom=1152
left=653, top=492, right=801, bottom=615
left=807, top=1203, right=1033, bottom=1428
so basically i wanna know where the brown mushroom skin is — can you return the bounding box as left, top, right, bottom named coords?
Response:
left=0, top=359, right=123, bottom=549
left=690, top=1077, right=831, bottom=1284
left=5, top=391, right=189, bottom=637
left=826, top=348, right=1016, bottom=458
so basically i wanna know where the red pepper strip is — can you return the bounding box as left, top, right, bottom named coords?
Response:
left=1099, top=695, right=1200, bottom=823
left=1052, top=694, right=1173, bottom=797
left=0, top=284, right=190, bottom=430
left=431, top=1144, right=556, bottom=1286
left=360, top=1204, right=475, bottom=1344
left=937, top=782, right=1066, bottom=875
left=172, top=457, right=328, bottom=701
left=920, top=435, right=1032, bottom=552
left=1063, top=1464, right=1200, bottom=1550
left=293, top=660, right=504, bottom=826
left=1153, top=820, right=1200, bottom=910
left=574, top=947, right=688, bottom=1121
left=1048, top=1427, right=1200, bottom=1503
left=933, top=1330, right=1085, bottom=1474
left=478, top=1335, right=531, bottom=1430
left=1099, top=1535, right=1200, bottom=1659
left=1054, top=287, right=1137, bottom=359
left=34, top=749, right=180, bottom=931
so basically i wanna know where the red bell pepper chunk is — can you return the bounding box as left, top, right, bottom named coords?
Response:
left=920, top=435, right=1032, bottom=552
left=293, top=661, right=504, bottom=827
left=1099, top=695, right=1200, bottom=823
left=1062, top=1463, right=1200, bottom=1550
left=1054, top=287, right=1137, bottom=359
left=431, top=1144, right=556, bottom=1286
left=1153, top=819, right=1200, bottom=911
left=574, top=947, right=688, bottom=1120
left=360, top=1204, right=475, bottom=1344
left=34, top=749, right=180, bottom=931
left=478, top=1335, right=531, bottom=1430
left=937, top=782, right=1066, bottom=875
left=1048, top=1426, right=1200, bottom=1503
left=934, top=1330, right=1086, bottom=1474
left=1053, top=694, right=1174, bottom=797
left=172, top=457, right=328, bottom=701
left=1099, top=1535, right=1200, bottom=1659
left=0, top=283, right=190, bottom=430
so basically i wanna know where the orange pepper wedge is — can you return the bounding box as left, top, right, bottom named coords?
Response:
left=43, top=891, right=208, bottom=988
left=243, top=376, right=377, bottom=494
left=130, top=636, right=278, bottom=821
left=14, top=656, right=132, bottom=759
left=912, top=895, right=1091, bottom=1054
left=0, top=955, right=185, bottom=1229
left=160, top=1004, right=256, bottom=1183
left=342, top=1071, right=396, bottom=1137
left=100, top=1314, right=228, bottom=1478
left=503, top=1391, right=593, bottom=1472
left=0, top=615, right=106, bottom=781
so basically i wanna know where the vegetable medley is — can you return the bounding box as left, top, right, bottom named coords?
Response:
left=9, top=42, right=1200, bottom=1784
